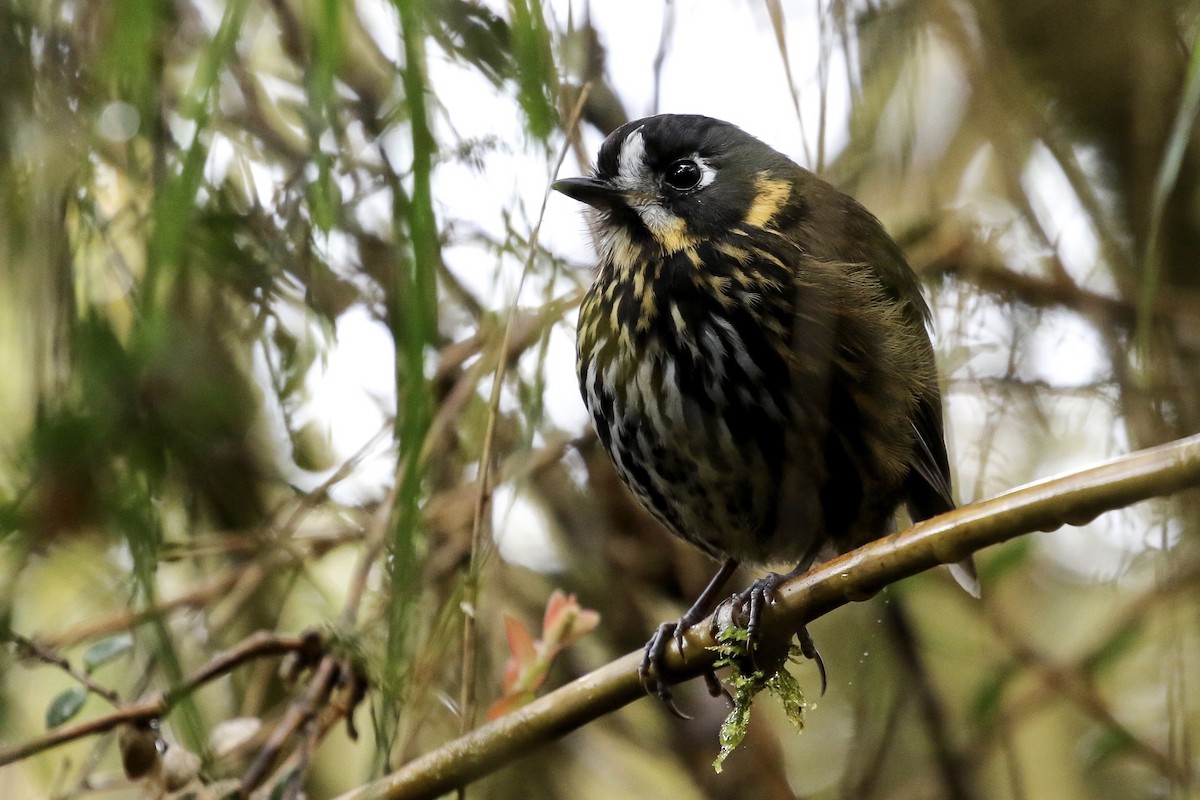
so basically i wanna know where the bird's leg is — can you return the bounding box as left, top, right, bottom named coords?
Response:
left=641, top=558, right=740, bottom=711
left=725, top=563, right=828, bottom=695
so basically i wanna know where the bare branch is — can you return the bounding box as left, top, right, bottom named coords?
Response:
left=334, top=433, right=1200, bottom=800
left=0, top=631, right=323, bottom=767
left=9, top=634, right=122, bottom=705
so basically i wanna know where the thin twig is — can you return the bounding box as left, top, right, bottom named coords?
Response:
left=240, top=651, right=340, bottom=794
left=274, top=422, right=394, bottom=535
left=42, top=566, right=248, bottom=649
left=650, top=1, right=675, bottom=114
left=0, top=631, right=321, bottom=767
left=9, top=634, right=122, bottom=705
left=67, top=660, right=159, bottom=797
left=457, top=83, right=594, bottom=736
left=763, top=0, right=813, bottom=166
left=1135, top=22, right=1200, bottom=355
left=957, top=565, right=1200, bottom=784
left=883, top=600, right=978, bottom=800
left=987, top=607, right=1188, bottom=784
left=839, top=685, right=906, bottom=800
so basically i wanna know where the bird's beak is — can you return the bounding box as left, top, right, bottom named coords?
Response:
left=552, top=177, right=625, bottom=210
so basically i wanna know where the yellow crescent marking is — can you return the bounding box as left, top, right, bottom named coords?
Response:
left=653, top=215, right=696, bottom=254
left=743, top=173, right=791, bottom=228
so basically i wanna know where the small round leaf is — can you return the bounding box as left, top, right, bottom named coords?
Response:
left=83, top=634, right=133, bottom=672
left=46, top=687, right=87, bottom=728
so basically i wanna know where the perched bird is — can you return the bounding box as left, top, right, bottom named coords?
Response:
left=554, top=114, right=977, bottom=704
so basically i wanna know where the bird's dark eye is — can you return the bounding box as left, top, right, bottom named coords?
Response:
left=664, top=159, right=702, bottom=191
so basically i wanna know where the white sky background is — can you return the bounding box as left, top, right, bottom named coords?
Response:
left=276, top=0, right=1142, bottom=579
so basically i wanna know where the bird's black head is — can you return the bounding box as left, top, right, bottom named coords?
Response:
left=554, top=115, right=801, bottom=253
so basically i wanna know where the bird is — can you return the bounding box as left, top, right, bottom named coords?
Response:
left=553, top=114, right=977, bottom=706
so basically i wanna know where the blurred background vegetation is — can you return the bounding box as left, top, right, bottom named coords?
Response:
left=2, top=0, right=1199, bottom=798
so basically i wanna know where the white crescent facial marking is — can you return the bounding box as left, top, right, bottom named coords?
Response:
left=695, top=157, right=717, bottom=189
left=619, top=129, right=717, bottom=194
left=617, top=127, right=647, bottom=190
left=614, top=128, right=719, bottom=249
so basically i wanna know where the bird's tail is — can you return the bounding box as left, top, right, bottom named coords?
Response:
left=948, top=557, right=981, bottom=598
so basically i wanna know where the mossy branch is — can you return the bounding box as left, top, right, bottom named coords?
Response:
left=335, top=433, right=1200, bottom=800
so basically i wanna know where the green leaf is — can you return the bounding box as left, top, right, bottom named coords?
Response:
left=969, top=665, right=1014, bottom=726
left=306, top=155, right=340, bottom=234
left=508, top=0, right=556, bottom=139
left=979, top=538, right=1032, bottom=584
left=311, top=0, right=342, bottom=112
left=432, top=0, right=513, bottom=86
left=1085, top=726, right=1137, bottom=766
left=83, top=634, right=134, bottom=672
left=46, top=687, right=87, bottom=728
left=1136, top=21, right=1200, bottom=356
left=1082, top=621, right=1143, bottom=674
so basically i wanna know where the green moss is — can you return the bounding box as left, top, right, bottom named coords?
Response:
left=709, top=626, right=807, bottom=773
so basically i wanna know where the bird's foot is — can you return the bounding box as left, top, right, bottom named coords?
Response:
left=640, top=618, right=728, bottom=718
left=640, top=619, right=690, bottom=718
left=714, top=572, right=828, bottom=695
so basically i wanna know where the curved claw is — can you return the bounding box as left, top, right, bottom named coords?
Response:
left=640, top=619, right=695, bottom=717
left=662, top=694, right=692, bottom=720
left=745, top=574, right=783, bottom=668
left=726, top=573, right=830, bottom=693
left=798, top=626, right=828, bottom=696
left=740, top=572, right=786, bottom=672
left=703, top=669, right=733, bottom=706
left=639, top=620, right=676, bottom=698
left=638, top=559, right=742, bottom=711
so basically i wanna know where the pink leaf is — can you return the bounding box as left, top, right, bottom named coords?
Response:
left=504, top=614, right=537, bottom=663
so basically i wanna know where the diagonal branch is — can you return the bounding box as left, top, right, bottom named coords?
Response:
left=335, top=433, right=1200, bottom=800
left=0, top=631, right=323, bottom=767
